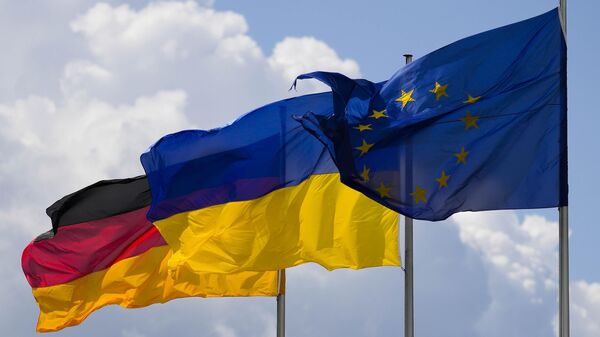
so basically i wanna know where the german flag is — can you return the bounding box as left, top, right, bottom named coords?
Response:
left=22, top=176, right=279, bottom=332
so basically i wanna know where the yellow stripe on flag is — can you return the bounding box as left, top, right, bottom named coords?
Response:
left=33, top=245, right=278, bottom=332
left=155, top=173, right=400, bottom=274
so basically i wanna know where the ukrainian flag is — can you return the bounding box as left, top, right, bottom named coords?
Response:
left=141, top=91, right=400, bottom=274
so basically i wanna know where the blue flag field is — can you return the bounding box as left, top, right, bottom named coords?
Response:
left=297, top=8, right=567, bottom=221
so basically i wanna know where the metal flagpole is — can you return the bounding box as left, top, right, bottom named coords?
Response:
left=403, top=54, right=414, bottom=337
left=558, top=1, right=569, bottom=337
left=404, top=216, right=414, bottom=337
left=559, top=207, right=569, bottom=337
left=276, top=269, right=285, bottom=337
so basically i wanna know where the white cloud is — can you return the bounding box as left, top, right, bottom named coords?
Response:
left=450, top=211, right=600, bottom=337
left=213, top=323, right=238, bottom=337
left=61, top=60, right=113, bottom=97
left=571, top=281, right=600, bottom=337
left=452, top=212, right=558, bottom=337
left=0, top=90, right=190, bottom=240
left=453, top=211, right=558, bottom=295
left=64, top=1, right=359, bottom=129
left=269, top=36, right=361, bottom=91
left=70, top=2, right=252, bottom=66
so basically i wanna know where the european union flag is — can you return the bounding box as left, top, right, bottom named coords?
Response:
left=296, top=8, right=566, bottom=221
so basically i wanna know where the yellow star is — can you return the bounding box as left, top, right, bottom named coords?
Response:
left=369, top=109, right=388, bottom=119
left=360, top=165, right=370, bottom=182
left=463, top=95, right=481, bottom=104
left=353, top=124, right=373, bottom=132
left=429, top=82, right=449, bottom=101
left=454, top=146, right=469, bottom=164
left=436, top=170, right=450, bottom=188
left=410, top=185, right=428, bottom=204
left=460, top=112, right=479, bottom=130
left=375, top=182, right=392, bottom=198
left=355, top=139, right=374, bottom=156
left=395, top=89, right=416, bottom=109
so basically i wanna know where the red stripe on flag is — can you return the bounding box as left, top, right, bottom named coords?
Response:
left=22, top=206, right=166, bottom=288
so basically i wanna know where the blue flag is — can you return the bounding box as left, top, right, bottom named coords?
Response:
left=295, top=8, right=567, bottom=221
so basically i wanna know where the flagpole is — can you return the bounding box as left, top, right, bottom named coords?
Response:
left=277, top=269, right=285, bottom=337
left=559, top=0, right=567, bottom=36
left=559, top=207, right=569, bottom=337
left=558, top=1, right=569, bottom=337
left=404, top=216, right=414, bottom=337
left=403, top=53, right=414, bottom=337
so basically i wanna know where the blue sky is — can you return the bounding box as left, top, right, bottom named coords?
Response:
left=1, top=1, right=598, bottom=336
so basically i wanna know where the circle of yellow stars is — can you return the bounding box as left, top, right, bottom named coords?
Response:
left=350, top=81, right=482, bottom=205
